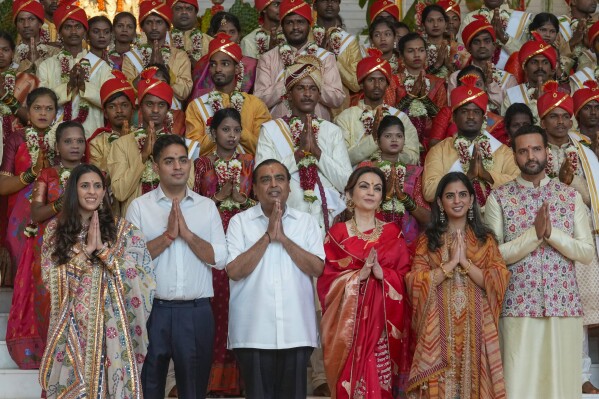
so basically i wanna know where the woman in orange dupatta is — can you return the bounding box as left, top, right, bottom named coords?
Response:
left=318, top=166, right=412, bottom=399
left=406, top=172, right=510, bottom=399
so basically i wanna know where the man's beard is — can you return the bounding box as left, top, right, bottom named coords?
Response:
left=520, top=159, right=547, bottom=175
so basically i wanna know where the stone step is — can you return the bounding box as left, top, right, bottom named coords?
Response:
left=0, top=288, right=12, bottom=314
left=0, top=369, right=41, bottom=398
left=0, top=341, right=17, bottom=369
left=0, top=313, right=6, bottom=341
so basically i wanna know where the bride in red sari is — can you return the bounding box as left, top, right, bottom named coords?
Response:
left=318, top=166, right=412, bottom=399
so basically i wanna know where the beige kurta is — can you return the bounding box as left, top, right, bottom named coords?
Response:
left=422, top=134, right=520, bottom=202
left=240, top=28, right=266, bottom=60
left=331, top=31, right=361, bottom=119
left=14, top=44, right=60, bottom=73
left=89, top=131, right=120, bottom=173
left=334, top=100, right=420, bottom=166
left=38, top=50, right=113, bottom=138
left=501, top=83, right=538, bottom=120
left=185, top=92, right=271, bottom=156
left=254, top=43, right=345, bottom=121
left=122, top=46, right=192, bottom=101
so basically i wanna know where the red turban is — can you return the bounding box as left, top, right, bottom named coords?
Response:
left=462, top=15, right=495, bottom=48
left=172, top=0, right=198, bottom=10
left=589, top=20, right=599, bottom=46
left=54, top=0, right=88, bottom=31
left=255, top=0, right=274, bottom=12
left=138, top=67, right=173, bottom=105
left=573, top=80, right=599, bottom=116
left=100, top=70, right=136, bottom=107
left=279, top=0, right=312, bottom=23
left=518, top=31, right=557, bottom=70
left=209, top=32, right=243, bottom=63
left=12, top=0, right=44, bottom=23
left=139, top=0, right=172, bottom=25
left=450, top=74, right=488, bottom=112
left=356, top=48, right=392, bottom=84
left=369, top=0, right=399, bottom=23
left=537, top=80, right=573, bottom=119
left=437, top=0, right=460, bottom=17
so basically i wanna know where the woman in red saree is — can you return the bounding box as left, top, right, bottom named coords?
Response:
left=318, top=166, right=412, bottom=399
left=6, top=121, right=85, bottom=369
left=108, top=12, right=138, bottom=71
left=0, top=87, right=57, bottom=285
left=192, top=108, right=254, bottom=396
left=406, top=172, right=510, bottom=399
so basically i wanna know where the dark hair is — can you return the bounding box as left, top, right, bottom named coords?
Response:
left=504, top=103, right=535, bottom=132
left=208, top=12, right=241, bottom=37
left=511, top=124, right=548, bottom=151
left=394, top=21, right=410, bottom=33
left=114, top=11, right=137, bottom=27
left=529, top=12, right=559, bottom=34
left=457, top=64, right=485, bottom=84
left=26, top=87, right=58, bottom=110
left=397, top=32, right=425, bottom=55
left=344, top=166, right=387, bottom=202
left=425, top=171, right=495, bottom=251
left=422, top=4, right=448, bottom=25
left=0, top=31, right=15, bottom=51
left=369, top=16, right=396, bottom=40
left=145, top=63, right=171, bottom=85
left=52, top=164, right=116, bottom=265
left=376, top=115, right=405, bottom=141
left=88, top=15, right=112, bottom=30
left=56, top=121, right=85, bottom=143
left=210, top=108, right=242, bottom=133
left=253, top=159, right=291, bottom=183
left=152, top=134, right=188, bottom=161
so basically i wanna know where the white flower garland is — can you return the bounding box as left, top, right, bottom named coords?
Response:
left=279, top=41, right=318, bottom=67
left=139, top=44, right=171, bottom=68
left=25, top=126, right=55, bottom=166
left=454, top=133, right=494, bottom=172
left=171, top=28, right=204, bottom=62
left=359, top=105, right=390, bottom=136
left=15, top=42, right=49, bottom=64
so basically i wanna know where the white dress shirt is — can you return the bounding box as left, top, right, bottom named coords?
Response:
left=226, top=204, right=324, bottom=350
left=126, top=185, right=227, bottom=300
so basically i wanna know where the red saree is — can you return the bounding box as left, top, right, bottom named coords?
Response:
left=318, top=222, right=412, bottom=399
left=192, top=153, right=254, bottom=395
left=6, top=167, right=61, bottom=368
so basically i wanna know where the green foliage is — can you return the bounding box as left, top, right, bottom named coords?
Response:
left=229, top=0, right=259, bottom=38
left=200, top=8, right=213, bottom=34
left=0, top=0, right=17, bottom=40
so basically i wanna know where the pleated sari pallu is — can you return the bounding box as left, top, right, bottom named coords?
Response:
left=405, top=230, right=510, bottom=399
left=39, top=218, right=156, bottom=399
left=318, top=222, right=412, bottom=399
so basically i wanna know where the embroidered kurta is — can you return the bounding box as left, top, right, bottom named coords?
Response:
left=406, top=230, right=510, bottom=399
left=255, top=118, right=351, bottom=234
left=254, top=43, right=345, bottom=121
left=334, top=101, right=420, bottom=166
left=40, top=218, right=155, bottom=399
left=38, top=50, right=113, bottom=138
left=422, top=134, right=519, bottom=202
left=185, top=92, right=271, bottom=156
left=122, top=46, right=193, bottom=101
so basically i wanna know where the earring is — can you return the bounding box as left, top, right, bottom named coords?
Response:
left=346, top=198, right=355, bottom=211
left=99, top=201, right=104, bottom=210
left=440, top=208, right=446, bottom=223
left=468, top=205, right=474, bottom=221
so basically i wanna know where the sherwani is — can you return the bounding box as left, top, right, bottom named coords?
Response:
left=334, top=101, right=419, bottom=166
left=485, top=176, right=593, bottom=399
left=185, top=92, right=271, bottom=156
left=38, top=50, right=113, bottom=138
left=255, top=118, right=351, bottom=235
left=332, top=30, right=361, bottom=118
left=122, top=46, right=192, bottom=101
left=254, top=43, right=345, bottom=121
left=89, top=131, right=120, bottom=173
left=240, top=28, right=267, bottom=60
left=422, top=133, right=519, bottom=202
left=501, top=83, right=538, bottom=120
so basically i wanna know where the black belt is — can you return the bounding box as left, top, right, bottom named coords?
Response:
left=154, top=298, right=210, bottom=307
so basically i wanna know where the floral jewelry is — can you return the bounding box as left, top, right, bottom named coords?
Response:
left=286, top=115, right=321, bottom=203
left=313, top=25, right=344, bottom=56
left=279, top=40, right=318, bottom=67
left=214, top=149, right=243, bottom=211
left=171, top=28, right=204, bottom=62
left=139, top=44, right=171, bottom=68
left=25, top=126, right=54, bottom=167
left=15, top=42, right=49, bottom=64
left=454, top=134, right=494, bottom=173
left=360, top=105, right=390, bottom=136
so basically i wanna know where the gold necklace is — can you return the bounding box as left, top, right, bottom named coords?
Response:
left=349, top=217, right=383, bottom=242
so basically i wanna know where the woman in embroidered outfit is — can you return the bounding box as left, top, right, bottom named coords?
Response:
left=367, top=16, right=402, bottom=108
left=396, top=32, right=447, bottom=159
left=0, top=88, right=57, bottom=286
left=318, top=166, right=412, bottom=399
left=39, top=163, right=155, bottom=399
left=191, top=108, right=253, bottom=395
left=429, top=67, right=508, bottom=148
left=358, top=115, right=430, bottom=250
left=406, top=172, right=510, bottom=399
left=419, top=4, right=469, bottom=80
left=192, top=12, right=257, bottom=98
left=108, top=12, right=138, bottom=71
left=6, top=121, right=85, bottom=369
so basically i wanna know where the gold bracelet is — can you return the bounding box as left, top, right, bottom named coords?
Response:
left=238, top=192, right=248, bottom=203
left=18, top=172, right=28, bottom=185
left=51, top=202, right=59, bottom=214
left=440, top=262, right=453, bottom=279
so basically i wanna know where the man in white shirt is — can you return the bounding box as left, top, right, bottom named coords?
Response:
left=126, top=134, right=227, bottom=399
left=226, top=159, right=325, bottom=399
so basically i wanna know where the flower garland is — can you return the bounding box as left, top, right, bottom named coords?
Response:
left=313, top=25, right=343, bottom=57
left=25, top=126, right=55, bottom=167
left=139, top=44, right=171, bottom=68
left=425, top=42, right=451, bottom=78
left=388, top=53, right=399, bottom=74
left=545, top=144, right=579, bottom=178
left=214, top=150, right=243, bottom=211
left=287, top=115, right=321, bottom=203
left=256, top=29, right=285, bottom=55
left=403, top=73, right=432, bottom=118
left=454, top=133, right=494, bottom=206
left=62, top=57, right=91, bottom=124
left=279, top=41, right=318, bottom=67
left=373, top=151, right=407, bottom=215
left=360, top=105, right=389, bottom=136
left=15, top=42, right=49, bottom=64
left=134, top=128, right=167, bottom=191
left=171, top=28, right=204, bottom=62
left=0, top=68, right=16, bottom=137
left=58, top=164, right=72, bottom=190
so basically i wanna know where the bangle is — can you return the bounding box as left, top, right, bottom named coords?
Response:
left=213, top=193, right=225, bottom=203
left=28, top=166, right=38, bottom=178
left=51, top=202, right=59, bottom=214
left=400, top=194, right=417, bottom=212
left=164, top=231, right=175, bottom=241
left=459, top=259, right=473, bottom=275
left=81, top=245, right=93, bottom=259
left=265, top=232, right=271, bottom=243
left=440, top=262, right=453, bottom=279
